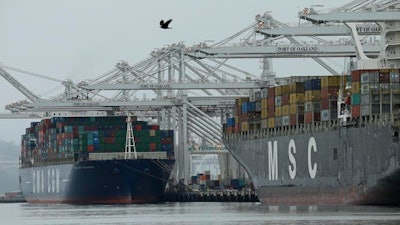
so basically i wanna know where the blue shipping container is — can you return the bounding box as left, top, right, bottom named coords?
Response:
left=304, top=79, right=321, bottom=91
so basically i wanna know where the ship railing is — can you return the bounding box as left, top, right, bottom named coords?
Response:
left=224, top=113, right=396, bottom=142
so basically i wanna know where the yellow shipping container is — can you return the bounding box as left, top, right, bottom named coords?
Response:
left=289, top=82, right=305, bottom=93
left=236, top=97, right=249, bottom=106
left=275, top=86, right=282, bottom=96
left=241, top=122, right=249, bottom=131
left=282, top=105, right=290, bottom=116
left=261, top=98, right=268, bottom=109
left=275, top=106, right=282, bottom=117
left=290, top=104, right=305, bottom=115
left=268, top=118, right=275, bottom=128
left=305, top=90, right=321, bottom=101
left=351, top=82, right=360, bottom=93
left=321, top=76, right=340, bottom=87
left=290, top=104, right=297, bottom=114
left=261, top=108, right=268, bottom=119
left=289, top=93, right=305, bottom=104
left=281, top=84, right=291, bottom=95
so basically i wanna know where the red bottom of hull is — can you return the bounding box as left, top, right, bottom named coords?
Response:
left=25, top=196, right=161, bottom=204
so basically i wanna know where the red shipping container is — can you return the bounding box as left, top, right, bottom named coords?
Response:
left=87, top=145, right=94, bottom=152
left=234, top=123, right=241, bottom=133
left=268, top=87, right=276, bottom=98
left=282, top=94, right=290, bottom=105
left=321, top=86, right=339, bottom=98
left=267, top=97, right=275, bottom=118
left=351, top=70, right=361, bottom=82
left=314, top=112, right=321, bottom=122
left=379, top=72, right=390, bottom=83
left=305, top=112, right=313, bottom=124
left=150, top=143, right=156, bottom=151
left=289, top=114, right=298, bottom=125
left=352, top=105, right=361, bottom=117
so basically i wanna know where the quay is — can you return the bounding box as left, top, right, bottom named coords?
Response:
left=164, top=189, right=259, bottom=202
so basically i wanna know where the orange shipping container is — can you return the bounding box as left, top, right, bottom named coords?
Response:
left=305, top=112, right=313, bottom=124
left=352, top=105, right=361, bottom=117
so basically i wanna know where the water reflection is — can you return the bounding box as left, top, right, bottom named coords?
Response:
left=6, top=202, right=400, bottom=225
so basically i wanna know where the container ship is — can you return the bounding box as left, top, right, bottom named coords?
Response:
left=19, top=114, right=175, bottom=204
left=223, top=68, right=400, bottom=205
left=221, top=4, right=400, bottom=206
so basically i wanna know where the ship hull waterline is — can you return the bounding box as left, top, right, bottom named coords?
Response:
left=20, top=158, right=175, bottom=204
left=224, top=123, right=400, bottom=205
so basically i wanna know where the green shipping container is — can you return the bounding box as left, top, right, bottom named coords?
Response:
left=351, top=93, right=361, bottom=105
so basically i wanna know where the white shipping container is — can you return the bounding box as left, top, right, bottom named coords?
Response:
left=275, top=96, right=282, bottom=106
left=282, top=116, right=290, bottom=126
left=361, top=84, right=370, bottom=94
left=360, top=72, right=370, bottom=83
left=361, top=94, right=370, bottom=105
left=361, top=105, right=370, bottom=116
left=321, top=109, right=330, bottom=121
left=261, top=88, right=268, bottom=98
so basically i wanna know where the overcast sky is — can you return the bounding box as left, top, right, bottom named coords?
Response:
left=0, top=0, right=351, bottom=144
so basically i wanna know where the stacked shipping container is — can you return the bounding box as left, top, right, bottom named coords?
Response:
left=223, top=69, right=400, bottom=133
left=21, top=116, right=174, bottom=165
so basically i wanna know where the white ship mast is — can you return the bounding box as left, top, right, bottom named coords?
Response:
left=125, top=115, right=137, bottom=160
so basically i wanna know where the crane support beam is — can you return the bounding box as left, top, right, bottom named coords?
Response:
left=83, top=81, right=262, bottom=90
left=260, top=24, right=381, bottom=37
left=301, top=11, right=400, bottom=23
left=187, top=44, right=380, bottom=59
left=0, top=67, right=42, bottom=102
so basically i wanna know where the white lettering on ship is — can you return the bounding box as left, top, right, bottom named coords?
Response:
left=32, top=168, right=60, bottom=194
left=288, top=139, right=297, bottom=179
left=267, top=137, right=317, bottom=181
left=268, top=141, right=279, bottom=180
left=308, top=137, right=317, bottom=179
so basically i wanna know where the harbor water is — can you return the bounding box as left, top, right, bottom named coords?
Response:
left=1, top=202, right=400, bottom=225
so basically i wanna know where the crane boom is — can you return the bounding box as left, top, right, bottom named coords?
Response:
left=0, top=67, right=42, bottom=102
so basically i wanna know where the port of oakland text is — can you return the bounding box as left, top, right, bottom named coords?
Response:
left=140, top=84, right=171, bottom=89
left=268, top=137, right=317, bottom=180
left=276, top=46, right=319, bottom=53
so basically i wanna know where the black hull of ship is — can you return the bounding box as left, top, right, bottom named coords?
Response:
left=224, top=123, right=400, bottom=205
left=19, top=159, right=175, bottom=204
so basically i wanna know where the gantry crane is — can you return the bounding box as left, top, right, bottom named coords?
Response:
left=1, top=0, right=399, bottom=184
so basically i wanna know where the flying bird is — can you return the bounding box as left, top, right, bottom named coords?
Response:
left=160, top=19, right=172, bottom=29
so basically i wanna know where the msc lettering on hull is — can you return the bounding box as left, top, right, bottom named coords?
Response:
left=267, top=137, right=317, bottom=181
left=32, top=168, right=61, bottom=194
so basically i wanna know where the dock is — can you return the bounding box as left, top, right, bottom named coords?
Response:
left=164, top=189, right=259, bottom=202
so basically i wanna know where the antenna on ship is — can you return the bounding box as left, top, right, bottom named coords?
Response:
left=125, top=113, right=137, bottom=160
